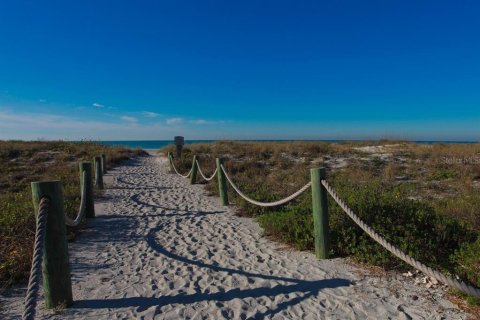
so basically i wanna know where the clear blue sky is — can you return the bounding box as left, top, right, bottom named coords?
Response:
left=0, top=1, right=479, bottom=141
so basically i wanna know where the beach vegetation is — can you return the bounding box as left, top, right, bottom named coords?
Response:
left=164, top=140, right=480, bottom=303
left=0, top=141, right=145, bottom=287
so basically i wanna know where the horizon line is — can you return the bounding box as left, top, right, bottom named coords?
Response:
left=2, top=138, right=479, bottom=144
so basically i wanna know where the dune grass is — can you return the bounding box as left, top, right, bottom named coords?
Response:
left=163, top=140, right=480, bottom=303
left=0, top=141, right=145, bottom=287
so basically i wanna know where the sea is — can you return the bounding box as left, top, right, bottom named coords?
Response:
left=99, top=140, right=214, bottom=149
left=98, top=140, right=478, bottom=150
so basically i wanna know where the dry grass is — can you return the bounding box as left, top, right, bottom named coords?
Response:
left=163, top=140, right=480, bottom=227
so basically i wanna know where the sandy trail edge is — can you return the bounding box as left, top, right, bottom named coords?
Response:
left=0, top=155, right=469, bottom=319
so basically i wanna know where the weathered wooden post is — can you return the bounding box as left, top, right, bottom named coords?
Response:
left=79, top=162, right=95, bottom=218
left=31, top=181, right=73, bottom=308
left=101, top=154, right=107, bottom=174
left=311, top=167, right=329, bottom=259
left=167, top=152, right=174, bottom=173
left=174, top=136, right=185, bottom=157
left=190, top=155, right=198, bottom=184
left=216, top=158, right=229, bottom=206
left=94, top=156, right=104, bottom=190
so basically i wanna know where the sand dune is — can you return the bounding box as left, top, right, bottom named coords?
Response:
left=0, top=154, right=468, bottom=319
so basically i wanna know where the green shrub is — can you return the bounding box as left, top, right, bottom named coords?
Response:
left=331, top=180, right=476, bottom=270
left=258, top=196, right=314, bottom=251
left=259, top=179, right=477, bottom=272
left=451, top=237, right=480, bottom=287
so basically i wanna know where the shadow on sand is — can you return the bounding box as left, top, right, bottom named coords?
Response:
left=72, top=161, right=350, bottom=318
left=129, top=193, right=224, bottom=216
left=74, top=214, right=351, bottom=319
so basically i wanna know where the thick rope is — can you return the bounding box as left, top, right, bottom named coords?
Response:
left=65, top=170, right=88, bottom=227
left=321, top=179, right=480, bottom=298
left=196, top=160, right=218, bottom=181
left=221, top=164, right=311, bottom=207
left=23, top=197, right=50, bottom=320
left=169, top=156, right=193, bottom=178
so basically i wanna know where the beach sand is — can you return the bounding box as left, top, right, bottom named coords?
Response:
left=0, top=154, right=469, bottom=319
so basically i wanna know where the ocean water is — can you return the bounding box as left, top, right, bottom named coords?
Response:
left=99, top=140, right=215, bottom=149
left=99, top=140, right=478, bottom=150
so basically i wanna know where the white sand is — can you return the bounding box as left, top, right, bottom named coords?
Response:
left=0, top=155, right=469, bottom=319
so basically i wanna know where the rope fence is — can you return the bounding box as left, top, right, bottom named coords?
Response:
left=169, top=155, right=193, bottom=178
left=196, top=160, right=218, bottom=181
left=220, top=164, right=311, bottom=207
left=168, top=154, right=480, bottom=298
left=22, top=155, right=105, bottom=319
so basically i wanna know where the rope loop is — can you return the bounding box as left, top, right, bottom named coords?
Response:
left=321, top=179, right=480, bottom=298
left=169, top=156, right=193, bottom=178
left=65, top=170, right=88, bottom=227
left=23, top=197, right=50, bottom=320
left=220, top=164, right=311, bottom=207
left=196, top=160, right=218, bottom=181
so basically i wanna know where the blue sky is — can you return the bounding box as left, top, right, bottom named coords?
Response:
left=0, top=1, right=479, bottom=141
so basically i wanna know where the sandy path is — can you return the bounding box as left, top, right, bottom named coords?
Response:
left=1, top=155, right=468, bottom=319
